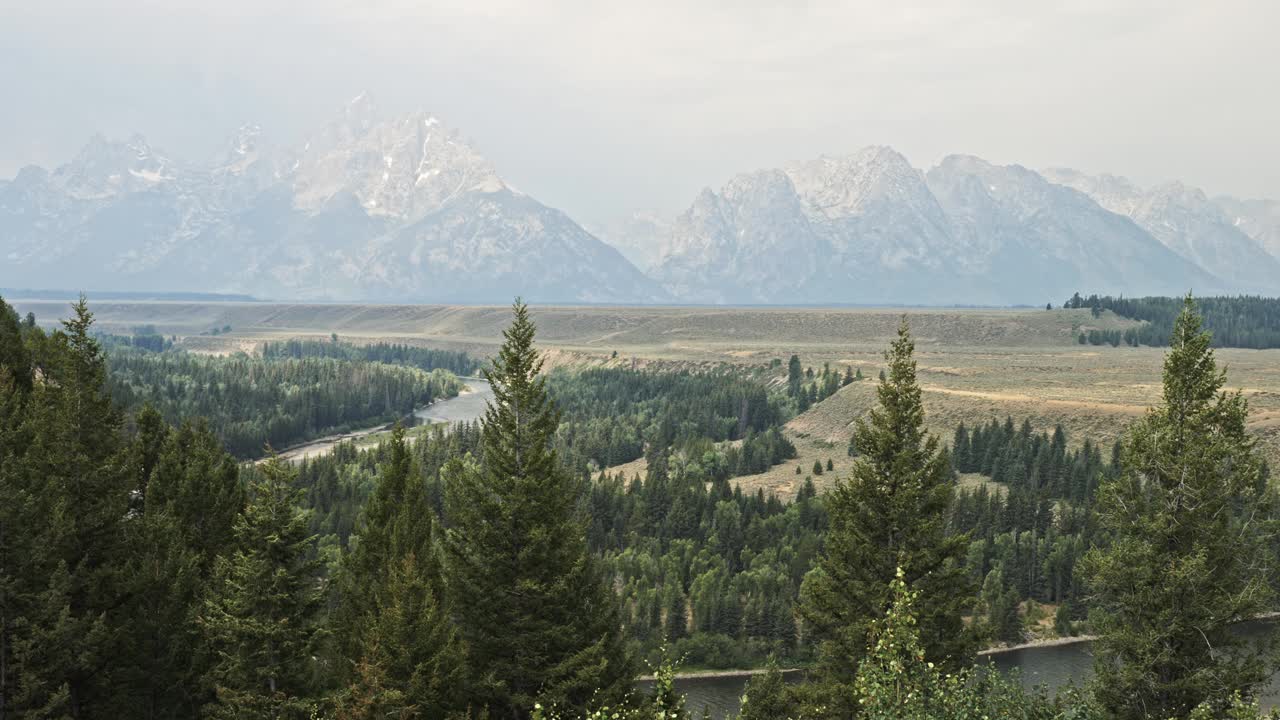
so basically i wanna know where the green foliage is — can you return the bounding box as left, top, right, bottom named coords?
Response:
left=1064, top=292, right=1280, bottom=348
left=201, top=456, right=324, bottom=719
left=107, top=348, right=463, bottom=457
left=329, top=426, right=464, bottom=716
left=546, top=365, right=788, bottom=470
left=800, top=318, right=976, bottom=717
left=1081, top=296, right=1280, bottom=719
left=123, top=413, right=246, bottom=717
left=261, top=338, right=478, bottom=375
left=0, top=296, right=136, bottom=717
left=442, top=299, right=632, bottom=718
left=739, top=661, right=795, bottom=720
left=850, top=568, right=1061, bottom=720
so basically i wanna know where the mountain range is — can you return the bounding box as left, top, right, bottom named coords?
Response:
left=3, top=97, right=1278, bottom=305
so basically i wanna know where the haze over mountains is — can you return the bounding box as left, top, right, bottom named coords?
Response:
left=2, top=97, right=1278, bottom=305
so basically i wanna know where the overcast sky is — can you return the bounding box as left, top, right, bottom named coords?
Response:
left=1, top=0, right=1277, bottom=223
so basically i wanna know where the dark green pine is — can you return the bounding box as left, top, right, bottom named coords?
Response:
left=798, top=317, right=975, bottom=718
left=2, top=297, right=135, bottom=717
left=202, top=456, right=323, bottom=720
left=442, top=299, right=632, bottom=718
left=330, top=425, right=464, bottom=717
left=1081, top=295, right=1278, bottom=720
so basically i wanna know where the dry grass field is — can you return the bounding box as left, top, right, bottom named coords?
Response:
left=14, top=298, right=1280, bottom=497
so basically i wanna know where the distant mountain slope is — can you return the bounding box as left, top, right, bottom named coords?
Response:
left=0, top=95, right=665, bottom=304
left=928, top=156, right=1222, bottom=302
left=6, top=113, right=1278, bottom=306
left=1210, top=196, right=1280, bottom=264
left=1042, top=168, right=1280, bottom=292
left=646, top=149, right=1228, bottom=305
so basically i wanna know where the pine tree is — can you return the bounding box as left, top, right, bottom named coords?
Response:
left=0, top=295, right=32, bottom=393
left=442, top=300, right=632, bottom=718
left=331, top=425, right=463, bottom=716
left=798, top=318, right=974, bottom=717
left=1081, top=296, right=1278, bottom=719
left=124, top=417, right=245, bottom=718
left=2, top=297, right=134, bottom=717
left=739, top=660, right=794, bottom=720
left=202, top=456, right=323, bottom=720
left=786, top=355, right=802, bottom=399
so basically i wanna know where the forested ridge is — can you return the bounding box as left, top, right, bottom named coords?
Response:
left=1066, top=292, right=1280, bottom=348
left=4, top=294, right=1280, bottom=719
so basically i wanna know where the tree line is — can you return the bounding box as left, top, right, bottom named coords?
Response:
left=260, top=338, right=479, bottom=376
left=106, top=347, right=463, bottom=458
left=785, top=355, right=860, bottom=412
left=1065, top=292, right=1280, bottom=348
left=545, top=366, right=789, bottom=471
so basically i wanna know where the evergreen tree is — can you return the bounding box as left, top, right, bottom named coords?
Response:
left=1081, top=296, right=1279, bottom=719
left=2, top=297, right=134, bottom=718
left=202, top=456, right=323, bottom=719
left=442, top=300, right=632, bottom=718
left=799, top=318, right=975, bottom=717
left=331, top=425, right=463, bottom=716
left=786, top=355, right=802, bottom=399
left=124, top=417, right=245, bottom=718
left=739, top=661, right=794, bottom=720
left=849, top=568, right=1047, bottom=720
left=0, top=295, right=32, bottom=393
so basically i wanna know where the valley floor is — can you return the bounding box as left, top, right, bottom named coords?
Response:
left=16, top=299, right=1280, bottom=489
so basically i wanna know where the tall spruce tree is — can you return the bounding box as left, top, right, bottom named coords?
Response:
left=1, top=297, right=134, bottom=718
left=798, top=318, right=974, bottom=718
left=442, top=299, right=631, bottom=718
left=1081, top=296, right=1278, bottom=719
left=124, top=416, right=245, bottom=718
left=202, top=456, right=323, bottom=720
left=0, top=296, right=36, bottom=718
left=787, top=355, right=803, bottom=399
left=331, top=425, right=463, bottom=717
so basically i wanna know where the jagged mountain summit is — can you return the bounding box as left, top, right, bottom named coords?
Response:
left=5, top=114, right=1278, bottom=306
left=0, top=94, right=664, bottom=304
left=639, top=149, right=1271, bottom=305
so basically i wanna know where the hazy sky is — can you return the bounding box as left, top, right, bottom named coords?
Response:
left=2, top=0, right=1277, bottom=223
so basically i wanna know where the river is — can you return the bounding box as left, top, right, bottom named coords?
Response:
left=272, top=377, right=494, bottom=463
left=664, top=622, right=1280, bottom=718
left=272, top=376, right=1278, bottom=716
left=414, top=376, right=493, bottom=424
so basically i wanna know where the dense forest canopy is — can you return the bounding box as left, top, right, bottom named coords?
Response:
left=1066, top=292, right=1280, bottom=348
left=260, top=338, right=479, bottom=375
left=107, top=347, right=463, bottom=457
left=546, top=366, right=791, bottom=471
left=4, top=294, right=1280, bottom=720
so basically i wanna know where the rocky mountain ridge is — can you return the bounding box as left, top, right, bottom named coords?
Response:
left=3, top=104, right=1278, bottom=305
